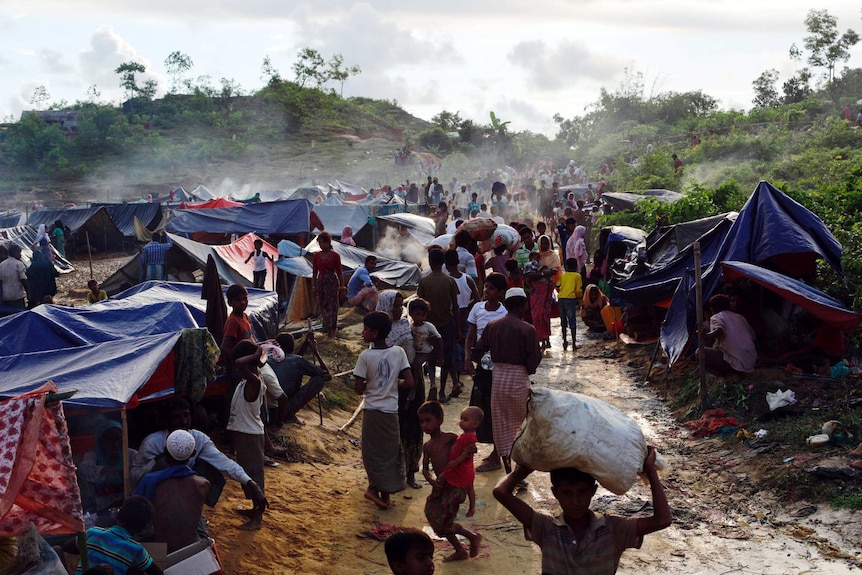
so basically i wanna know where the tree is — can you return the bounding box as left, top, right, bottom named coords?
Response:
left=431, top=110, right=463, bottom=131
left=30, top=86, right=50, bottom=110
left=261, top=55, right=281, bottom=86
left=325, top=53, right=361, bottom=96
left=86, top=84, right=101, bottom=103
left=115, top=61, right=146, bottom=99
left=164, top=51, right=194, bottom=93
left=796, top=9, right=859, bottom=84
left=783, top=70, right=812, bottom=104
left=752, top=69, right=780, bottom=108
left=292, top=48, right=326, bottom=88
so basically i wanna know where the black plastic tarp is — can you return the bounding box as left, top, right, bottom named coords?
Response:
left=26, top=207, right=124, bottom=254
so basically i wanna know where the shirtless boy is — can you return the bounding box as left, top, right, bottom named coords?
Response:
left=419, top=401, right=482, bottom=562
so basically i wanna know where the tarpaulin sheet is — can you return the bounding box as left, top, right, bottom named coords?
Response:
left=306, top=236, right=421, bottom=288
left=111, top=281, right=279, bottom=342
left=721, top=261, right=862, bottom=333
left=377, top=213, right=437, bottom=245
left=191, top=185, right=215, bottom=201
left=97, top=203, right=163, bottom=237
left=643, top=213, right=737, bottom=271
left=166, top=199, right=313, bottom=235
left=275, top=256, right=313, bottom=279
left=211, top=233, right=278, bottom=287
left=0, top=226, right=74, bottom=274
left=312, top=204, right=370, bottom=237
left=0, top=300, right=197, bottom=356
left=0, top=333, right=182, bottom=408
left=0, top=382, right=85, bottom=536
left=26, top=207, right=125, bottom=253
left=27, top=207, right=109, bottom=235
left=611, top=215, right=735, bottom=307
left=661, top=181, right=844, bottom=367
left=180, top=198, right=243, bottom=210
left=602, top=190, right=683, bottom=212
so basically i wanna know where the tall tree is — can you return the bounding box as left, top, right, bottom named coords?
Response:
left=30, top=86, right=50, bottom=110
left=164, top=51, right=194, bottom=93
left=793, top=9, right=859, bottom=85
left=261, top=55, right=281, bottom=86
left=752, top=69, right=780, bottom=108
left=292, top=48, right=326, bottom=88
left=115, top=61, right=146, bottom=99
left=325, top=53, right=361, bottom=96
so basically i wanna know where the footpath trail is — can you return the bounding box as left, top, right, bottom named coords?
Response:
left=208, top=321, right=861, bottom=574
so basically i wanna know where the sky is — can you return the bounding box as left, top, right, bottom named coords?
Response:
left=2, top=0, right=862, bottom=137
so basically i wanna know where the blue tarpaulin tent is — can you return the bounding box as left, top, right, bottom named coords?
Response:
left=99, top=203, right=163, bottom=237
left=661, top=181, right=844, bottom=367
left=166, top=199, right=313, bottom=235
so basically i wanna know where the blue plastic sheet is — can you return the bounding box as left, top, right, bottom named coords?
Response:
left=166, top=199, right=313, bottom=235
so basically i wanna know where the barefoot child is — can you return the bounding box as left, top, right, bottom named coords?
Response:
left=408, top=299, right=443, bottom=401
left=493, top=447, right=672, bottom=574
left=244, top=238, right=273, bottom=289
left=444, top=406, right=484, bottom=518
left=419, top=401, right=483, bottom=562
left=384, top=528, right=435, bottom=575
left=354, top=311, right=414, bottom=509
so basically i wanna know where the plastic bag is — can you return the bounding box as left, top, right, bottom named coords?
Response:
left=510, top=387, right=648, bottom=495
left=766, top=389, right=796, bottom=411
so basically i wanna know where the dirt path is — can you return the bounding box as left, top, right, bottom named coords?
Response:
left=201, top=317, right=860, bottom=574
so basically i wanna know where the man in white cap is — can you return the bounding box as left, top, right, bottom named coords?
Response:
left=134, top=429, right=212, bottom=553
left=473, top=287, right=542, bottom=474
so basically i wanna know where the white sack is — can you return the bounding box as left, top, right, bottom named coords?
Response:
left=510, top=387, right=647, bottom=495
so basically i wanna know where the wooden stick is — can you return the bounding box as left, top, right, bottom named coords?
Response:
left=693, top=241, right=708, bottom=408
left=121, top=406, right=130, bottom=500
left=339, top=398, right=364, bottom=432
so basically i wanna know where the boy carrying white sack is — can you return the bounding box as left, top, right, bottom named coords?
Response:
left=493, top=387, right=672, bottom=575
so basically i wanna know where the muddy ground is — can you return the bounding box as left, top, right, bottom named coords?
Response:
left=53, top=258, right=862, bottom=574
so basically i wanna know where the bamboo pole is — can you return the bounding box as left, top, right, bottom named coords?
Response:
left=694, top=242, right=708, bottom=408
left=85, top=231, right=94, bottom=280
left=121, top=406, right=131, bottom=500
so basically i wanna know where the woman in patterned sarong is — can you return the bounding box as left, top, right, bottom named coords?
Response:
left=312, top=232, right=343, bottom=338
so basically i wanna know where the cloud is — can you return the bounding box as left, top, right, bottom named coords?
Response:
left=508, top=40, right=626, bottom=90
left=78, top=25, right=161, bottom=99
left=38, top=50, right=69, bottom=74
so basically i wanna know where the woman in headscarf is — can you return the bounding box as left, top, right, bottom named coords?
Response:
left=25, top=249, right=57, bottom=307
left=77, top=419, right=137, bottom=514
left=572, top=224, right=588, bottom=279
left=581, top=283, right=610, bottom=331
left=34, top=224, right=53, bottom=261
left=311, top=232, right=343, bottom=339
left=51, top=220, right=66, bottom=258
left=376, top=290, right=424, bottom=488
left=340, top=226, right=356, bottom=247
left=526, top=235, right=560, bottom=349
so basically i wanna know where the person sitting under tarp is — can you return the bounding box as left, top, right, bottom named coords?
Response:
left=775, top=312, right=848, bottom=375
left=78, top=419, right=138, bottom=516
left=580, top=284, right=609, bottom=331
left=698, top=294, right=757, bottom=376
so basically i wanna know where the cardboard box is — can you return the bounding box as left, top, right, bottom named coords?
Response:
left=164, top=539, right=223, bottom=575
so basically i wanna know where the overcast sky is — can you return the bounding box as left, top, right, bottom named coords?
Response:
left=3, top=1, right=862, bottom=136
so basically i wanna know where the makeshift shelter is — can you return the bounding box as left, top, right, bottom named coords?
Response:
left=0, top=382, right=85, bottom=537
left=166, top=199, right=313, bottom=236
left=721, top=261, right=862, bottom=333
left=312, top=204, right=372, bottom=248
left=0, top=226, right=74, bottom=274
left=601, top=189, right=683, bottom=212
left=97, top=203, right=164, bottom=238
left=27, top=207, right=124, bottom=254
left=190, top=185, right=215, bottom=201
left=661, top=181, right=844, bottom=367
left=179, top=198, right=243, bottom=210
left=0, top=210, right=22, bottom=228
left=305, top=235, right=421, bottom=288
left=289, top=187, right=327, bottom=202
left=611, top=214, right=737, bottom=307
left=377, top=213, right=436, bottom=245
left=100, top=233, right=271, bottom=294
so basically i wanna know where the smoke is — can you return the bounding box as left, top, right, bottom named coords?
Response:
left=375, top=226, right=428, bottom=270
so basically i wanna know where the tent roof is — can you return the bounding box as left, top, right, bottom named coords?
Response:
left=181, top=198, right=243, bottom=210
left=377, top=213, right=437, bottom=245
left=721, top=261, right=862, bottom=333
left=0, top=225, right=74, bottom=273
left=28, top=206, right=122, bottom=236
left=661, top=181, right=845, bottom=367
left=166, top=199, right=313, bottom=235
left=306, top=236, right=421, bottom=288
left=312, top=204, right=370, bottom=236
left=99, top=203, right=163, bottom=237
left=602, top=190, right=683, bottom=212
left=191, top=185, right=215, bottom=201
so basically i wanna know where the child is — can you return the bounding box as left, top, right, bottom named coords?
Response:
left=86, top=279, right=108, bottom=304
left=444, top=406, right=483, bottom=517
left=493, top=448, right=671, bottom=575
left=244, top=238, right=273, bottom=289
left=444, top=249, right=478, bottom=399
left=558, top=258, right=584, bottom=351
left=384, top=528, right=435, bottom=575
left=504, top=259, right=522, bottom=289
left=521, top=250, right=544, bottom=276
left=354, top=311, right=414, bottom=509
left=227, top=339, right=269, bottom=530
left=486, top=245, right=511, bottom=277
left=419, top=401, right=483, bottom=562
left=68, top=496, right=163, bottom=575
left=408, top=298, right=443, bottom=401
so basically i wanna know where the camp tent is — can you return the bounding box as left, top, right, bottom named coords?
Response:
left=0, top=282, right=278, bottom=407
left=661, top=181, right=844, bottom=367
left=305, top=235, right=421, bottom=288
left=377, top=213, right=436, bottom=245
left=601, top=189, right=683, bottom=212
left=312, top=204, right=372, bottom=248
left=100, top=233, right=274, bottom=294
left=191, top=185, right=215, bottom=201
left=166, top=200, right=313, bottom=236
left=611, top=213, right=737, bottom=307
left=27, top=207, right=125, bottom=254
left=180, top=198, right=243, bottom=210
left=0, top=226, right=74, bottom=274
left=97, top=203, right=164, bottom=238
